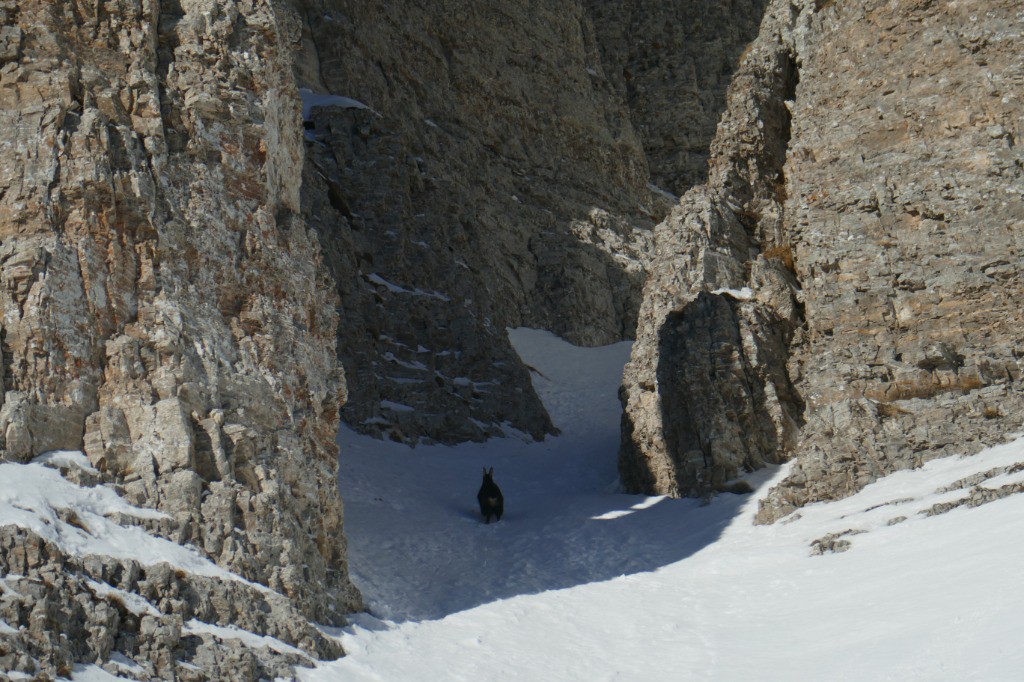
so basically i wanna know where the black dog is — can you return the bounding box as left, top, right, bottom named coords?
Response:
left=477, top=467, right=504, bottom=524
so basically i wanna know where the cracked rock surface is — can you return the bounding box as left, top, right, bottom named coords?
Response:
left=0, top=1, right=359, bottom=676
left=619, top=0, right=1024, bottom=521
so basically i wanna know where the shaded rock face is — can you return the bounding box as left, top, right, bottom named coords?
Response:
left=585, top=0, right=771, bottom=195
left=620, top=0, right=804, bottom=497
left=0, top=0, right=359, bottom=675
left=293, top=0, right=664, bottom=443
left=288, top=0, right=769, bottom=446
left=620, top=0, right=1024, bottom=518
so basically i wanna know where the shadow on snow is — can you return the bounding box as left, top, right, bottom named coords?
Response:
left=337, top=437, right=765, bottom=623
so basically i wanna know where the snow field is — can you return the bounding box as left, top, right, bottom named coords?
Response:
left=0, top=454, right=270, bottom=590
left=303, top=327, right=1024, bottom=681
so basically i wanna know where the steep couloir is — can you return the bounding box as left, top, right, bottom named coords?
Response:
left=0, top=0, right=773, bottom=676
left=288, top=0, right=768, bottom=446
left=294, top=0, right=656, bottom=444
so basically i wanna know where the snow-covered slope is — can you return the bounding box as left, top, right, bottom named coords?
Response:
left=0, top=453, right=262, bottom=587
left=305, top=328, right=1024, bottom=681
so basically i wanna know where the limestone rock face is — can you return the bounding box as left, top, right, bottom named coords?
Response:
left=0, top=0, right=359, bottom=675
left=290, top=0, right=768, bottom=445
left=757, top=0, right=1024, bottom=522
left=585, top=0, right=771, bottom=195
left=620, top=0, right=804, bottom=497
left=294, top=0, right=662, bottom=443
left=0, top=0, right=770, bottom=674
left=0, top=522, right=343, bottom=680
left=0, top=0, right=768, bottom=673
left=620, top=0, right=1024, bottom=518
left=8, top=0, right=1017, bottom=674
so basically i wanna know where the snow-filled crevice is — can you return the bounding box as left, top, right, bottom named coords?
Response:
left=334, top=328, right=757, bottom=623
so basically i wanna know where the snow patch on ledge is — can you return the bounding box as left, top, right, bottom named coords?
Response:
left=33, top=449, right=98, bottom=474
left=85, top=579, right=160, bottom=617
left=380, top=400, right=415, bottom=413
left=711, top=286, right=755, bottom=301
left=183, top=619, right=311, bottom=660
left=300, top=88, right=373, bottom=120
left=0, top=459, right=273, bottom=593
left=365, top=273, right=451, bottom=302
left=648, top=182, right=679, bottom=203
left=68, top=663, right=124, bottom=681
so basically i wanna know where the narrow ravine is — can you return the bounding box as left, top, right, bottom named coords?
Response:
left=332, top=328, right=742, bottom=622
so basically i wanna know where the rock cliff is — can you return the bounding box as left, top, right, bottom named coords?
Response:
left=619, top=0, right=803, bottom=498
left=0, top=1, right=357, bottom=677
left=585, top=0, right=771, bottom=194
left=619, top=0, right=1024, bottom=520
left=295, top=0, right=660, bottom=444
left=290, top=0, right=768, bottom=445
left=757, top=0, right=1024, bottom=522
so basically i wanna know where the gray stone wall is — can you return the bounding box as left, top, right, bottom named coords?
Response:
left=292, top=0, right=769, bottom=445
left=294, top=0, right=658, bottom=443
left=585, top=0, right=770, bottom=195
left=618, top=0, right=1024, bottom=521
left=619, top=0, right=803, bottom=497
left=758, top=0, right=1024, bottom=522
left=0, top=0, right=359, bottom=675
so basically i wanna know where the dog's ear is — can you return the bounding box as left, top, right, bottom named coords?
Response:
left=482, top=467, right=487, bottom=476
left=488, top=467, right=494, bottom=477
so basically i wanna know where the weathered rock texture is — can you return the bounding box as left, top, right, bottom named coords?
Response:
left=288, top=0, right=769, bottom=445
left=0, top=518, right=342, bottom=680
left=293, top=0, right=663, bottom=443
left=0, top=0, right=359, bottom=676
left=620, top=0, right=804, bottom=497
left=585, top=0, right=771, bottom=195
left=12, top=0, right=1017, bottom=674
left=0, top=0, right=773, bottom=675
left=620, top=0, right=1024, bottom=519
left=0, top=0, right=772, bottom=674
left=757, top=0, right=1024, bottom=522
